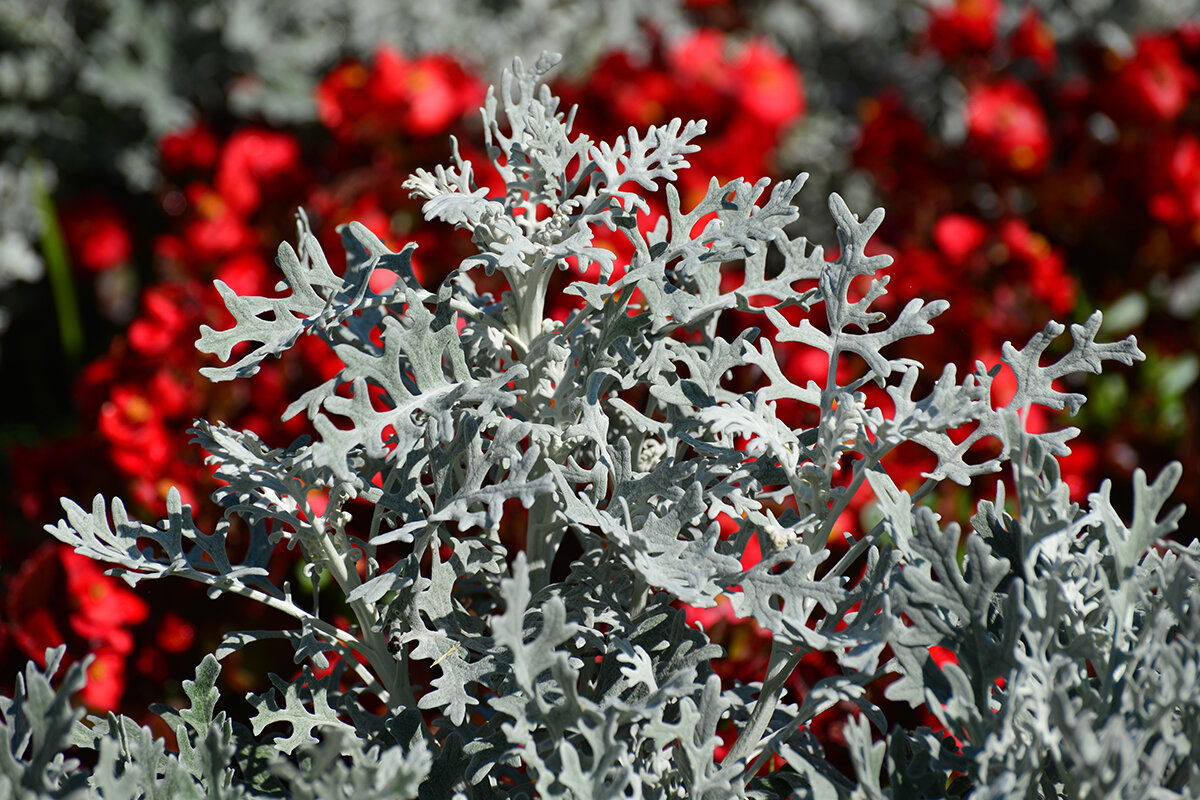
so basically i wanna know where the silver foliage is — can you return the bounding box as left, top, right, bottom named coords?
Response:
left=9, top=52, right=1193, bottom=798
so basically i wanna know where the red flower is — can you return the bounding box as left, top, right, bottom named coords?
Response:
left=156, top=612, right=195, bottom=654
left=178, top=183, right=258, bottom=262
left=61, top=550, right=148, bottom=655
left=402, top=55, right=487, bottom=136
left=665, top=30, right=730, bottom=102
left=6, top=546, right=66, bottom=665
left=1008, top=8, right=1057, bottom=72
left=215, top=128, right=301, bottom=216
left=965, top=78, right=1050, bottom=174
left=127, top=284, right=196, bottom=357
left=159, top=124, right=219, bottom=173
left=60, top=193, right=132, bottom=273
left=1108, top=34, right=1197, bottom=123
left=997, top=219, right=1075, bottom=314
left=932, top=213, right=989, bottom=266
left=214, top=251, right=272, bottom=298
left=97, top=386, right=172, bottom=478
left=4, top=544, right=152, bottom=711
left=853, top=91, right=936, bottom=194
left=1057, top=440, right=1099, bottom=500
left=925, top=0, right=1000, bottom=61
left=562, top=30, right=802, bottom=199
left=316, top=48, right=483, bottom=143
left=80, top=648, right=127, bottom=710
left=316, top=60, right=373, bottom=138
left=673, top=31, right=804, bottom=171
left=148, top=369, right=195, bottom=419
left=572, top=51, right=677, bottom=129
left=1148, top=134, right=1200, bottom=230
left=727, top=37, right=805, bottom=137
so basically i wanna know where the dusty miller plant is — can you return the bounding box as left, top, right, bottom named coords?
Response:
left=3, top=52, right=1195, bottom=799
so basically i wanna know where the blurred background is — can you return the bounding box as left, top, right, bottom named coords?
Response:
left=0, top=0, right=1195, bottom=755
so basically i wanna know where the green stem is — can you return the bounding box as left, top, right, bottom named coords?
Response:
left=32, top=167, right=84, bottom=361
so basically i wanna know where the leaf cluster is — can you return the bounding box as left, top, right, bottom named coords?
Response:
left=8, top=53, right=1195, bottom=799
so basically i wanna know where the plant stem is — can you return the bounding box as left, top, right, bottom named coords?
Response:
left=814, top=460, right=871, bottom=547
left=525, top=492, right=561, bottom=594
left=311, top=517, right=417, bottom=715
left=32, top=164, right=84, bottom=362
left=723, top=637, right=806, bottom=765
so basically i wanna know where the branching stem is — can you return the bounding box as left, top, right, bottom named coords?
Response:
left=723, top=637, right=807, bottom=765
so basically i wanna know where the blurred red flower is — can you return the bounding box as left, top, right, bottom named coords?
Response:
left=6, top=547, right=66, bottom=665
left=965, top=78, right=1050, bottom=174
left=1148, top=133, right=1200, bottom=230
left=159, top=124, right=219, bottom=174
left=316, top=48, right=483, bottom=144
left=1008, top=8, right=1057, bottom=72
left=997, top=218, right=1075, bottom=314
left=561, top=29, right=803, bottom=209
left=215, top=128, right=302, bottom=216
left=60, top=193, right=132, bottom=273
left=1108, top=34, right=1197, bottom=123
left=737, top=40, right=805, bottom=123
left=175, top=183, right=258, bottom=262
left=81, top=648, right=128, bottom=710
left=925, top=0, right=1000, bottom=61
left=932, top=213, right=989, bottom=265
left=127, top=284, right=197, bottom=357
left=156, top=612, right=195, bottom=654
left=97, top=386, right=172, bottom=478
left=5, top=544, right=150, bottom=711
left=214, top=250, right=272, bottom=299
left=61, top=549, right=148, bottom=653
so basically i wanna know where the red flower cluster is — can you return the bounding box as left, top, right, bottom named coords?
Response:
left=885, top=211, right=1075, bottom=356
left=853, top=13, right=1200, bottom=507
left=6, top=30, right=813, bottom=728
left=547, top=29, right=805, bottom=319
left=1008, top=9, right=1057, bottom=73
left=85, top=171, right=347, bottom=517
left=4, top=123, right=324, bottom=710
left=560, top=29, right=804, bottom=195
left=5, top=544, right=147, bottom=709
left=1148, top=133, right=1200, bottom=232
left=317, top=48, right=485, bottom=144
left=159, top=124, right=219, bottom=173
